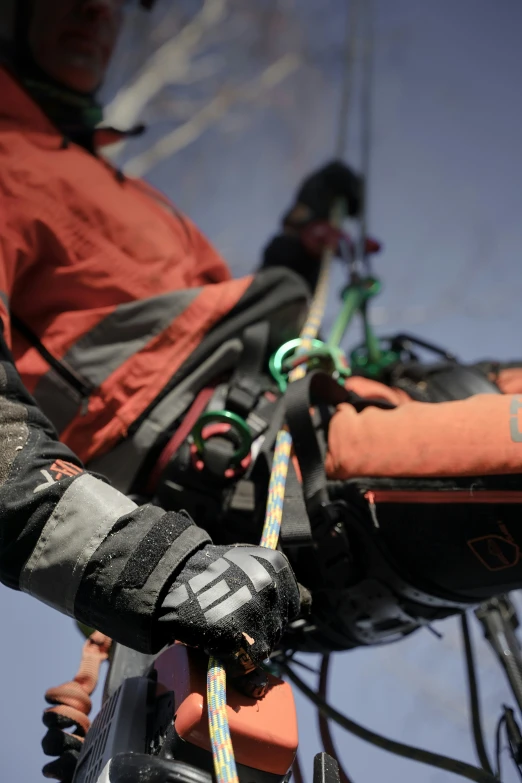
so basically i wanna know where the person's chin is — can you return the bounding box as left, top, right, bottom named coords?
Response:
left=56, top=56, right=102, bottom=94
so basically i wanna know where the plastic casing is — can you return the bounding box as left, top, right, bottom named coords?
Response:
left=154, top=644, right=298, bottom=775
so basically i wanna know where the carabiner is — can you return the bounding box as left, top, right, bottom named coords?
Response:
left=191, top=410, right=252, bottom=466
left=270, top=338, right=351, bottom=392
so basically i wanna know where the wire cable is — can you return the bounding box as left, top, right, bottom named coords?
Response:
left=318, top=655, right=355, bottom=783
left=461, top=613, right=494, bottom=775
left=335, top=0, right=360, bottom=159
left=495, top=714, right=506, bottom=781
left=292, top=752, right=305, bottom=783
left=358, top=0, right=375, bottom=266
left=280, top=661, right=498, bottom=783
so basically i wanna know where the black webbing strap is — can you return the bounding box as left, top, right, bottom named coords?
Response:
left=11, top=312, right=92, bottom=399
left=226, top=321, right=270, bottom=418
left=249, top=397, right=286, bottom=486
left=284, top=372, right=354, bottom=518
left=280, top=459, right=313, bottom=547
left=203, top=321, right=271, bottom=475
left=201, top=437, right=236, bottom=475
left=284, top=371, right=396, bottom=525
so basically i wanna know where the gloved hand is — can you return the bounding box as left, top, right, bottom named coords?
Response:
left=261, top=161, right=364, bottom=290
left=285, top=159, right=363, bottom=229
left=157, top=543, right=301, bottom=666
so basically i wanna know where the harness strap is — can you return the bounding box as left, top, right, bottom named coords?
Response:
left=284, top=371, right=395, bottom=520
left=11, top=312, right=92, bottom=401
left=146, top=386, right=215, bottom=495
left=191, top=322, right=273, bottom=478
left=284, top=373, right=352, bottom=516
left=280, top=460, right=313, bottom=548
left=226, top=322, right=270, bottom=417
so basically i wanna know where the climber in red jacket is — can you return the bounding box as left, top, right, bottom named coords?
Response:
left=2, top=0, right=522, bottom=686
left=0, top=0, right=365, bottom=660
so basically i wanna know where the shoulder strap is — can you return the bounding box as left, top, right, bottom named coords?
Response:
left=10, top=313, right=92, bottom=399
left=226, top=321, right=270, bottom=418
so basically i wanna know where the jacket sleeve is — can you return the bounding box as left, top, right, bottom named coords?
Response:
left=0, top=330, right=211, bottom=652
left=0, top=196, right=212, bottom=652
left=0, top=191, right=214, bottom=653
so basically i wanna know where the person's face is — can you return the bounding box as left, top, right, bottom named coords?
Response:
left=28, top=0, right=126, bottom=93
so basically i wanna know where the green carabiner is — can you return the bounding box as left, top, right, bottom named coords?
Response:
left=269, top=338, right=327, bottom=392
left=270, top=338, right=351, bottom=392
left=192, top=410, right=252, bottom=465
left=350, top=341, right=400, bottom=378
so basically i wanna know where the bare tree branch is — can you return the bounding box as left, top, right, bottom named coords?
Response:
left=104, top=0, right=229, bottom=132
left=123, top=53, right=301, bottom=178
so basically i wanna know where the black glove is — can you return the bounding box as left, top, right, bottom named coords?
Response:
left=284, top=159, right=363, bottom=228
left=42, top=727, right=82, bottom=782
left=157, top=543, right=300, bottom=666
left=261, top=160, right=363, bottom=292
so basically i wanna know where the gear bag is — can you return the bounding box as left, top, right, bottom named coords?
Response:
left=281, top=370, right=522, bottom=653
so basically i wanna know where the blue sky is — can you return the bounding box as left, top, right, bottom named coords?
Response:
left=1, top=2, right=522, bottom=781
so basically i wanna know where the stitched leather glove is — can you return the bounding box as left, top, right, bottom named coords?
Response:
left=157, top=543, right=301, bottom=665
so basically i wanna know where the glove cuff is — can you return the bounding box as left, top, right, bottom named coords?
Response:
left=74, top=509, right=212, bottom=654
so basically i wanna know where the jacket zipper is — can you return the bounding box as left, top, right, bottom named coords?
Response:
left=364, top=490, right=522, bottom=505
left=11, top=313, right=93, bottom=414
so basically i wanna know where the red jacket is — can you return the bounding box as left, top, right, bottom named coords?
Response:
left=0, top=66, right=310, bottom=652
left=0, top=66, right=254, bottom=464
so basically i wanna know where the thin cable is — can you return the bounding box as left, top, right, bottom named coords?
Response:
left=292, top=752, right=305, bottom=783
left=511, top=750, right=522, bottom=783
left=318, top=656, right=355, bottom=783
left=503, top=705, right=522, bottom=782
left=509, top=745, right=522, bottom=782
left=292, top=657, right=321, bottom=676
left=480, top=602, right=522, bottom=716
left=335, top=0, right=360, bottom=159
left=280, top=662, right=498, bottom=783
left=495, top=715, right=506, bottom=781
left=494, top=708, right=522, bottom=782
left=461, top=614, right=494, bottom=774
left=358, top=0, right=375, bottom=266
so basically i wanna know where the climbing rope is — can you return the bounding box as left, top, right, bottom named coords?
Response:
left=207, top=657, right=239, bottom=783
left=260, top=235, right=335, bottom=550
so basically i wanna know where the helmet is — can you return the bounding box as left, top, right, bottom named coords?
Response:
left=0, top=1, right=157, bottom=48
